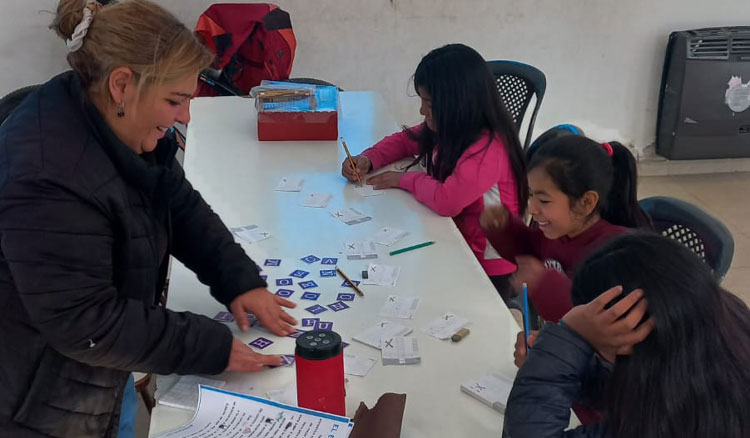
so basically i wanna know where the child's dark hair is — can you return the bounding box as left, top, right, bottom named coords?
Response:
left=406, top=43, right=528, bottom=212
left=571, top=232, right=750, bottom=438
left=528, top=136, right=651, bottom=228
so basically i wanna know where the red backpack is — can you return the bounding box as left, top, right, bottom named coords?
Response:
left=195, top=3, right=296, bottom=96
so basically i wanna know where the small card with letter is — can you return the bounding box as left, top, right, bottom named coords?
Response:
left=330, top=208, right=371, bottom=225
left=460, top=372, right=515, bottom=413
left=231, top=225, right=271, bottom=243
left=275, top=176, right=304, bottom=192
left=352, top=320, right=413, bottom=349
left=344, top=240, right=378, bottom=260
left=301, top=192, right=332, bottom=208
left=422, top=312, right=471, bottom=340
left=353, top=184, right=383, bottom=197
left=320, top=269, right=337, bottom=277
left=363, top=264, right=401, bottom=287
left=344, top=353, right=377, bottom=377
left=379, top=295, right=420, bottom=319
left=290, top=269, right=310, bottom=278
left=371, top=227, right=409, bottom=246
left=327, top=301, right=350, bottom=312
left=381, top=336, right=421, bottom=365
left=305, top=304, right=328, bottom=315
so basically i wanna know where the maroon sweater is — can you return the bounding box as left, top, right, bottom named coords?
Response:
left=486, top=215, right=626, bottom=322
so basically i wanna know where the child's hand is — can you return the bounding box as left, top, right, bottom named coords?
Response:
left=513, top=329, right=538, bottom=367
left=367, top=171, right=403, bottom=189
left=562, top=286, right=654, bottom=362
left=341, top=155, right=372, bottom=182
left=480, top=205, right=510, bottom=233
left=510, top=255, right=546, bottom=293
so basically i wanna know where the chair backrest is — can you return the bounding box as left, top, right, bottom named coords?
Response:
left=639, top=196, right=734, bottom=282
left=486, top=60, right=546, bottom=150
left=0, top=85, right=41, bottom=126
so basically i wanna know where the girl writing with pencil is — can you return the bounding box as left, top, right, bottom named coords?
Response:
left=341, top=44, right=528, bottom=299
left=480, top=135, right=651, bottom=323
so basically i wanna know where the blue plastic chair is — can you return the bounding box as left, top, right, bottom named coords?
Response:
left=487, top=60, right=546, bottom=150
left=640, top=196, right=734, bottom=282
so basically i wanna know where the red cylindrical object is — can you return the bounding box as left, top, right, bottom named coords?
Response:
left=295, top=329, right=346, bottom=415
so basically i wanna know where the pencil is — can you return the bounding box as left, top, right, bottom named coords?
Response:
left=388, top=241, right=435, bottom=256
left=522, top=282, right=531, bottom=351
left=336, top=267, right=364, bottom=297
left=340, top=137, right=362, bottom=186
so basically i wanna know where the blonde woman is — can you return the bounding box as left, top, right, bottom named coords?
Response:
left=0, top=1, right=297, bottom=436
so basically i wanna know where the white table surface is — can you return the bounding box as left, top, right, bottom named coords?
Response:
left=148, top=92, right=521, bottom=437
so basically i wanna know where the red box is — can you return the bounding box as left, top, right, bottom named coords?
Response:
left=256, top=83, right=339, bottom=141
left=257, top=110, right=338, bottom=141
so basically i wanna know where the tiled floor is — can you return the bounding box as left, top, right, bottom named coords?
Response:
left=639, top=172, right=750, bottom=305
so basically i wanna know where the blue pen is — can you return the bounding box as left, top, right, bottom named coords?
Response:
left=522, top=282, right=531, bottom=351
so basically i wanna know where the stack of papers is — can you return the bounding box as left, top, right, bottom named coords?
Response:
left=353, top=184, right=383, bottom=197
left=381, top=336, right=421, bottom=365
left=460, top=373, right=515, bottom=413
left=275, top=176, right=304, bottom=192
left=371, top=227, right=409, bottom=246
left=155, top=385, right=353, bottom=438
left=344, top=353, right=377, bottom=377
left=331, top=207, right=371, bottom=225
left=157, top=375, right=226, bottom=411
left=231, top=225, right=271, bottom=243
left=362, top=264, right=401, bottom=287
left=378, top=295, right=420, bottom=319
left=352, top=320, right=412, bottom=349
left=422, top=312, right=471, bottom=340
left=301, top=192, right=333, bottom=208
left=344, top=240, right=378, bottom=260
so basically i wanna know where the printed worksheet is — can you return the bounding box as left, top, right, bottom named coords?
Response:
left=154, top=386, right=353, bottom=438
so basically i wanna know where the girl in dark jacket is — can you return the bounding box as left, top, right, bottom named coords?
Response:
left=503, top=232, right=750, bottom=438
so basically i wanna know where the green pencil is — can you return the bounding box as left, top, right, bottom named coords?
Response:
left=389, top=241, right=435, bottom=256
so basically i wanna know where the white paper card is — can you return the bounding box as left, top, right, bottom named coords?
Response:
left=344, top=353, right=377, bottom=377
left=371, top=227, right=409, bottom=246
left=344, top=240, right=378, bottom=260
left=157, top=376, right=226, bottom=411
left=331, top=207, right=371, bottom=225
left=301, top=192, right=333, bottom=208
left=154, top=385, right=353, bottom=438
left=352, top=320, right=413, bottom=349
left=265, top=383, right=298, bottom=407
left=353, top=184, right=383, bottom=197
left=231, top=225, right=271, bottom=243
left=460, top=373, right=515, bottom=413
left=422, top=312, right=471, bottom=340
left=381, top=335, right=421, bottom=365
left=378, top=295, right=420, bottom=319
left=363, top=264, right=401, bottom=287
left=275, top=176, right=304, bottom=192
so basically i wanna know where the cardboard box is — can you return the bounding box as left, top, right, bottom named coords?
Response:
left=256, top=82, right=339, bottom=141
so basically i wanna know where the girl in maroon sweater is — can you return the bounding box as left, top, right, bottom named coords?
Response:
left=481, top=136, right=651, bottom=323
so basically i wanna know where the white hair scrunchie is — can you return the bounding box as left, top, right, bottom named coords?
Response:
left=65, top=2, right=96, bottom=52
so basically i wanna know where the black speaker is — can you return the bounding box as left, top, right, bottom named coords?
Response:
left=656, top=27, right=750, bottom=160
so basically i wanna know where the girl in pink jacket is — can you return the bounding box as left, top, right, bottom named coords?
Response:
left=341, top=44, right=527, bottom=300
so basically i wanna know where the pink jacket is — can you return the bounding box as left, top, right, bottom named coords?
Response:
left=363, top=124, right=521, bottom=276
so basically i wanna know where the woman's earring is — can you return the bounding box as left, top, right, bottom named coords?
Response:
left=117, top=102, right=125, bottom=117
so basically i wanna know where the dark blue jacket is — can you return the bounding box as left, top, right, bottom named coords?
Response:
left=503, top=323, right=611, bottom=438
left=0, top=72, right=266, bottom=437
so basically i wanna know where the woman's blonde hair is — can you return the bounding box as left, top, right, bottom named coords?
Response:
left=50, top=0, right=213, bottom=99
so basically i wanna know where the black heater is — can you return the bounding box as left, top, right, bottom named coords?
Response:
left=657, top=27, right=750, bottom=160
